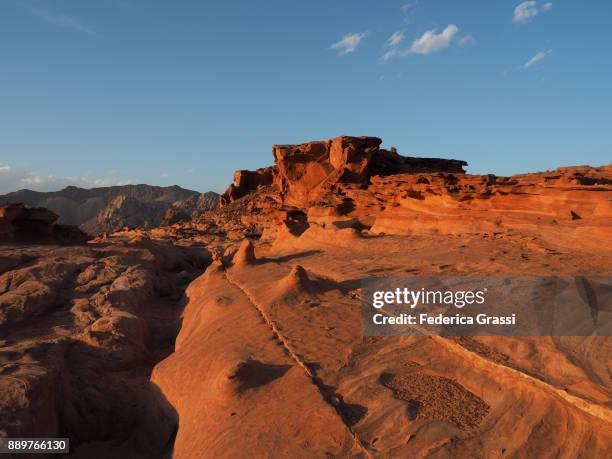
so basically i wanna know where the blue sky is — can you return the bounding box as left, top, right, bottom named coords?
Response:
left=0, top=0, right=610, bottom=193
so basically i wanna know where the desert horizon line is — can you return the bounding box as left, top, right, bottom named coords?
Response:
left=5, top=157, right=611, bottom=196
left=2, top=133, right=610, bottom=195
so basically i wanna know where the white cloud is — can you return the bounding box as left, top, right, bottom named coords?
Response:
left=0, top=164, right=132, bottom=194
left=524, top=49, right=551, bottom=68
left=381, top=48, right=398, bottom=62
left=31, top=8, right=96, bottom=35
left=386, top=31, right=405, bottom=48
left=382, top=24, right=468, bottom=61
left=408, top=24, right=458, bottom=55
left=161, top=171, right=169, bottom=178
left=459, top=35, right=477, bottom=46
left=514, top=1, right=538, bottom=23
left=401, top=2, right=417, bottom=14
left=330, top=32, right=368, bottom=55
left=381, top=31, right=406, bottom=61
left=513, top=1, right=552, bottom=24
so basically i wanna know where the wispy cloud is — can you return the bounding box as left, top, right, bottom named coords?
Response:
left=31, top=8, right=95, bottom=35
left=0, top=164, right=131, bottom=194
left=400, top=1, right=419, bottom=24
left=381, top=30, right=406, bottom=61
left=514, top=1, right=538, bottom=23
left=458, top=35, right=477, bottom=47
left=386, top=31, right=405, bottom=48
left=408, top=24, right=458, bottom=55
left=381, top=49, right=398, bottom=62
left=513, top=1, right=553, bottom=24
left=524, top=49, right=551, bottom=68
left=330, top=32, right=368, bottom=55
left=400, top=2, right=417, bottom=14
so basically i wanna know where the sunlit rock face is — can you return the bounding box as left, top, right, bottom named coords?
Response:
left=218, top=135, right=610, bottom=251
left=221, top=135, right=466, bottom=206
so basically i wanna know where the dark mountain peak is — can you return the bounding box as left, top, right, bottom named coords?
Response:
left=0, top=184, right=219, bottom=234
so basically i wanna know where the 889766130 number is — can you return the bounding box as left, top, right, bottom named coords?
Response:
left=0, top=438, right=69, bottom=454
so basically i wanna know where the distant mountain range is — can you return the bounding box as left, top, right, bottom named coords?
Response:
left=0, top=184, right=219, bottom=235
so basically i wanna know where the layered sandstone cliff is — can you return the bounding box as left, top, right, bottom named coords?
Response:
left=217, top=136, right=611, bottom=251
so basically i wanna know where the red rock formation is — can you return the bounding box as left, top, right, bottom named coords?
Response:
left=220, top=135, right=466, bottom=206
left=0, top=203, right=90, bottom=245
left=221, top=166, right=276, bottom=205
left=214, top=136, right=611, bottom=251
left=310, top=165, right=612, bottom=252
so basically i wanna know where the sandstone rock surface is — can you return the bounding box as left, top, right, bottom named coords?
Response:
left=151, top=135, right=612, bottom=457
left=0, top=230, right=210, bottom=456
left=154, top=221, right=612, bottom=458
left=2, top=135, right=611, bottom=458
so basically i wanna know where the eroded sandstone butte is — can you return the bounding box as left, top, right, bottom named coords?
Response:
left=215, top=135, right=610, bottom=252
left=221, top=135, right=467, bottom=206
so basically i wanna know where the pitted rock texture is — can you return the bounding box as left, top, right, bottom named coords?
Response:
left=0, top=232, right=210, bottom=457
